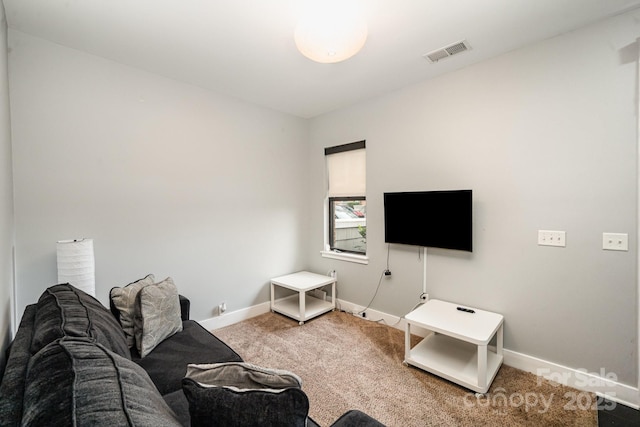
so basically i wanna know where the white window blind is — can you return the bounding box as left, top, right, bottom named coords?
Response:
left=326, top=141, right=366, bottom=197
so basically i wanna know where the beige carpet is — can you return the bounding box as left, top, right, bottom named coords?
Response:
left=214, top=311, right=597, bottom=427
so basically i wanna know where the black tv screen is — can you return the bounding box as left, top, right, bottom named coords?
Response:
left=384, top=190, right=472, bottom=252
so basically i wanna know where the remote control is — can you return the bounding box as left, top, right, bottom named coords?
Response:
left=457, top=306, right=475, bottom=314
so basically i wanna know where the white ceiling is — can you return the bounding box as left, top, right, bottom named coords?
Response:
left=4, top=0, right=640, bottom=118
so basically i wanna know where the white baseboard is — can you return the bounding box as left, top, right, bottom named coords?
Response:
left=199, top=301, right=271, bottom=331
left=503, top=349, right=639, bottom=409
left=199, top=298, right=640, bottom=409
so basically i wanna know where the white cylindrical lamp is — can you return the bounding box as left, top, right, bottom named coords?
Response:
left=57, top=238, right=95, bottom=296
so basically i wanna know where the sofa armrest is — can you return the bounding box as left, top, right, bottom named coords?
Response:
left=330, top=410, right=386, bottom=427
left=0, top=305, right=38, bottom=426
left=179, top=295, right=190, bottom=321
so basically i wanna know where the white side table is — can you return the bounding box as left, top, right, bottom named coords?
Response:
left=270, top=271, right=336, bottom=325
left=404, top=299, right=504, bottom=394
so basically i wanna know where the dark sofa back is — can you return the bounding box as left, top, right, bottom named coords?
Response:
left=0, top=284, right=134, bottom=426
left=31, top=284, right=130, bottom=358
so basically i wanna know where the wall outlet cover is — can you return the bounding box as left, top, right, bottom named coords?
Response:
left=538, top=230, right=566, bottom=247
left=603, top=233, right=628, bottom=251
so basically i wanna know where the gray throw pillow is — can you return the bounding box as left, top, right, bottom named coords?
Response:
left=110, top=274, right=155, bottom=348
left=134, top=277, right=183, bottom=358
left=185, top=362, right=303, bottom=389
left=182, top=362, right=309, bottom=427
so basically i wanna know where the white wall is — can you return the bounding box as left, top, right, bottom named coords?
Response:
left=307, top=13, right=638, bottom=386
left=8, top=31, right=310, bottom=321
left=0, top=2, right=14, bottom=372
left=5, top=4, right=638, bottom=391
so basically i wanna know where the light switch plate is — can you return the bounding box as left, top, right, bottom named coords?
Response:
left=603, top=233, right=628, bottom=251
left=538, top=230, right=566, bottom=247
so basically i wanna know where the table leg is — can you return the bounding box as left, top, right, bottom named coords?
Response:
left=404, top=322, right=411, bottom=363
left=497, top=324, right=503, bottom=356
left=331, top=281, right=336, bottom=310
left=478, top=344, right=487, bottom=390
left=299, top=290, right=305, bottom=324
left=270, top=283, right=274, bottom=312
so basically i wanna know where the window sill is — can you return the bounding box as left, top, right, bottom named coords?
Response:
left=320, top=250, right=369, bottom=265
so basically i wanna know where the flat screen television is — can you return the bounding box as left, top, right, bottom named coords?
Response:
left=384, top=190, right=472, bottom=252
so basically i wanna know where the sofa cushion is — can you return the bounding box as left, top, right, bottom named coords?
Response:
left=163, top=390, right=191, bottom=427
left=110, top=273, right=156, bottom=348
left=134, top=277, right=183, bottom=357
left=30, top=283, right=130, bottom=359
left=22, top=338, right=182, bottom=427
left=182, top=362, right=309, bottom=427
left=133, top=320, right=242, bottom=395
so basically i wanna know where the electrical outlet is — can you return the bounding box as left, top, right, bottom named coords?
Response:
left=538, top=230, right=566, bottom=247
left=603, top=233, right=628, bottom=251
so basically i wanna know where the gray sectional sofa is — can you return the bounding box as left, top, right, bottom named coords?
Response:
left=0, top=282, right=383, bottom=426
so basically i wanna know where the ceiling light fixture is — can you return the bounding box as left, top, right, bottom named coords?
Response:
left=294, top=0, right=367, bottom=64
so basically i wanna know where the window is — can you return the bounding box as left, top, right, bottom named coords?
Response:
left=325, top=141, right=366, bottom=256
left=329, top=197, right=367, bottom=253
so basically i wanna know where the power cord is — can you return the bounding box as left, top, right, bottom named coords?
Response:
left=343, top=244, right=426, bottom=325
left=371, top=299, right=425, bottom=327
left=356, top=243, right=392, bottom=316
left=355, top=270, right=385, bottom=316
left=383, top=243, right=391, bottom=276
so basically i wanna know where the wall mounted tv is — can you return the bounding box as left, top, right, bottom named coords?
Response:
left=384, top=189, right=472, bottom=252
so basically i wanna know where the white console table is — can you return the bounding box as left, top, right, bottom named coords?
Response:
left=404, top=299, right=503, bottom=394
left=270, top=271, right=336, bottom=325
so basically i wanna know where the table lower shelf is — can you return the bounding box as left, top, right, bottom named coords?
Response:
left=271, top=294, right=334, bottom=323
left=405, top=333, right=503, bottom=394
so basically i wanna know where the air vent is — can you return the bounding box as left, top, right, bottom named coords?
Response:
left=423, top=40, right=471, bottom=63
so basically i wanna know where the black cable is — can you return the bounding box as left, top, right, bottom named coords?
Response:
left=373, top=300, right=424, bottom=327
left=357, top=244, right=392, bottom=316
left=356, top=270, right=385, bottom=316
